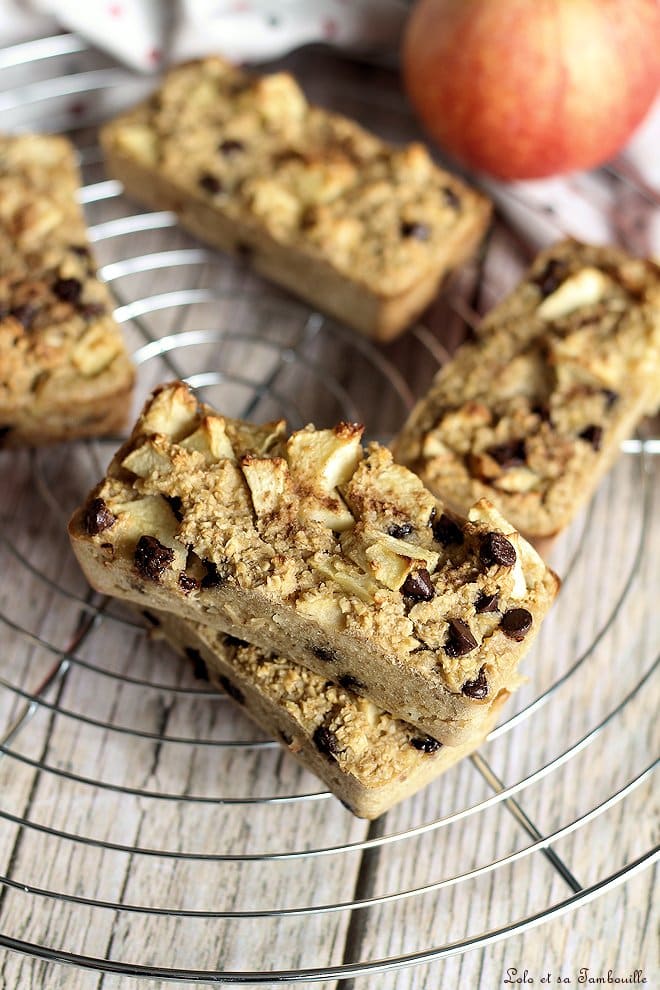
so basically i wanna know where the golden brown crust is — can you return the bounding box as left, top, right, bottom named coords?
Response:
left=0, top=133, right=134, bottom=448
left=68, top=381, right=558, bottom=744
left=100, top=56, right=491, bottom=340
left=393, top=240, right=660, bottom=538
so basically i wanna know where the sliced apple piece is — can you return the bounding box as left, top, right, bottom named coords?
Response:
left=111, top=494, right=186, bottom=563
left=287, top=422, right=363, bottom=531
left=121, top=440, right=173, bottom=479
left=180, top=415, right=235, bottom=462
left=141, top=382, right=200, bottom=441
left=71, top=324, right=121, bottom=376
left=313, top=553, right=378, bottom=603
left=537, top=267, right=610, bottom=321
left=241, top=455, right=292, bottom=517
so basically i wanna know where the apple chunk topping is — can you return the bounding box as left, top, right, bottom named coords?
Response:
left=141, top=381, right=200, bottom=440
left=313, top=553, right=379, bottom=603
left=342, top=525, right=440, bottom=592
left=537, top=267, right=610, bottom=321
left=364, top=532, right=439, bottom=591
left=180, top=416, right=236, bottom=462
left=287, top=423, right=363, bottom=531
left=241, top=455, right=292, bottom=517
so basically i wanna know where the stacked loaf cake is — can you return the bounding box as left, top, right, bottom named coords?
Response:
left=69, top=380, right=560, bottom=816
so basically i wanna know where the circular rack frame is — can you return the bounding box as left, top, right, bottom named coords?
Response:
left=0, top=34, right=657, bottom=984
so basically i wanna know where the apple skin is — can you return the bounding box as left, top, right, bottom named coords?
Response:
left=403, top=0, right=660, bottom=180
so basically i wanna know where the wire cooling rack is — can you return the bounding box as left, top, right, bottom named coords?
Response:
left=0, top=34, right=658, bottom=985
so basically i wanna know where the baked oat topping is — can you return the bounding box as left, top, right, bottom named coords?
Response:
left=72, top=380, right=558, bottom=713
left=393, top=239, right=660, bottom=537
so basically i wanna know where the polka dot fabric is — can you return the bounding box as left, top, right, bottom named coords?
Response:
left=11, top=0, right=409, bottom=71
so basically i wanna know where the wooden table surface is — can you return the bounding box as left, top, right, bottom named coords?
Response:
left=0, top=39, right=657, bottom=990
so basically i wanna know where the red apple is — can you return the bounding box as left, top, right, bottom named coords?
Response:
left=402, top=0, right=660, bottom=180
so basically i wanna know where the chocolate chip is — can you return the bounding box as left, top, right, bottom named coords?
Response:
left=410, top=735, right=442, bottom=753
left=532, top=403, right=552, bottom=423
left=235, top=241, right=253, bottom=261
left=500, top=608, right=533, bottom=641
left=534, top=258, right=568, bottom=297
left=52, top=277, right=82, bottom=304
left=134, top=535, right=175, bottom=582
left=486, top=438, right=526, bottom=468
left=141, top=609, right=161, bottom=627
left=224, top=634, right=250, bottom=649
left=387, top=522, right=413, bottom=539
left=480, top=532, right=517, bottom=568
left=10, top=303, right=38, bottom=328
left=80, top=302, right=106, bottom=319
left=444, top=618, right=478, bottom=657
left=218, top=138, right=244, bottom=155
left=401, top=568, right=435, bottom=601
left=461, top=665, right=488, bottom=699
left=338, top=674, right=366, bottom=693
left=178, top=573, right=198, bottom=593
left=299, top=206, right=317, bottom=230
left=432, top=512, right=464, bottom=547
left=164, top=494, right=183, bottom=521
left=579, top=424, right=603, bottom=451
left=442, top=186, right=461, bottom=210
left=475, top=592, right=499, bottom=614
left=273, top=149, right=306, bottom=167
left=218, top=675, right=245, bottom=705
left=198, top=172, right=223, bottom=195
left=312, top=725, right=340, bottom=760
left=400, top=221, right=430, bottom=241
left=602, top=389, right=619, bottom=409
left=185, top=646, right=209, bottom=681
left=314, top=646, right=338, bottom=664
left=201, top=560, right=223, bottom=588
left=83, top=497, right=116, bottom=535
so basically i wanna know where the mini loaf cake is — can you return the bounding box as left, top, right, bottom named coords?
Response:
left=0, top=134, right=134, bottom=448
left=393, top=240, right=660, bottom=538
left=100, top=56, right=491, bottom=341
left=69, top=381, right=558, bottom=744
left=148, top=609, right=505, bottom=818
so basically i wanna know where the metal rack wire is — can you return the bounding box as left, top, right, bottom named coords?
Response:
left=0, top=35, right=657, bottom=984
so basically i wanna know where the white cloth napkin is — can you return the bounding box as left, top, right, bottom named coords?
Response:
left=1, top=0, right=409, bottom=70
